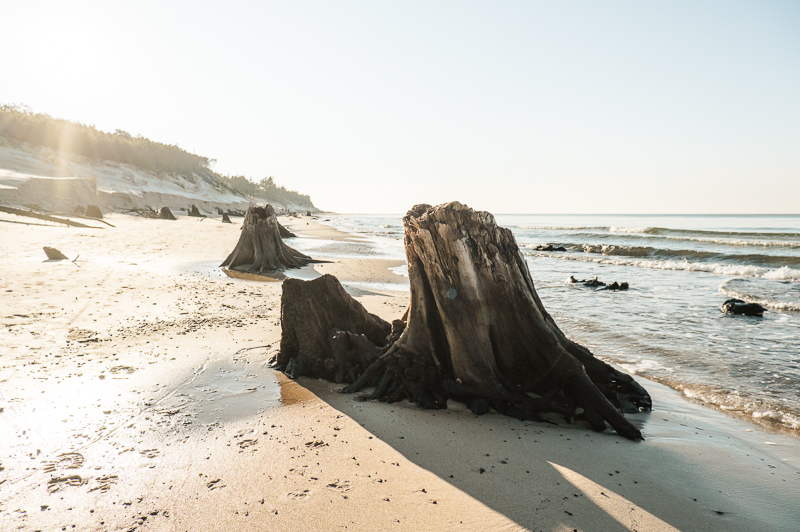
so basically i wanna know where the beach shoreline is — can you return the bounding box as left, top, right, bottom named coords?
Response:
left=1, top=212, right=799, bottom=531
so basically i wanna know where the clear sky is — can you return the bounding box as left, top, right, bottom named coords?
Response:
left=2, top=1, right=799, bottom=213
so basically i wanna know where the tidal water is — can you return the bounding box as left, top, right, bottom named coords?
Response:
left=309, top=212, right=800, bottom=433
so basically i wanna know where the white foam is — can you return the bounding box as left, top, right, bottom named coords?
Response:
left=523, top=251, right=800, bottom=282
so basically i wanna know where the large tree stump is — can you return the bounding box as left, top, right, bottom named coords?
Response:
left=276, top=202, right=651, bottom=440
left=221, top=204, right=312, bottom=273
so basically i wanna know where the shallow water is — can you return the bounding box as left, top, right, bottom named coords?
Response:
left=320, top=213, right=800, bottom=434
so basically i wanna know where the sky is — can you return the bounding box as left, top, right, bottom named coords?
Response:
left=2, top=1, right=799, bottom=214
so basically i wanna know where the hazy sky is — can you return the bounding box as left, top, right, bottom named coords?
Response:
left=2, top=1, right=799, bottom=213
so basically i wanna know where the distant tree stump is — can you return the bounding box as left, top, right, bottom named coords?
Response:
left=159, top=207, right=176, bottom=220
left=220, top=204, right=312, bottom=273
left=221, top=212, right=232, bottom=223
left=188, top=205, right=202, bottom=217
left=277, top=202, right=651, bottom=440
left=85, top=205, right=103, bottom=219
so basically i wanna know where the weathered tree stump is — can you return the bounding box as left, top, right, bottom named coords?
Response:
left=159, top=207, right=177, bottom=220
left=276, top=202, right=651, bottom=440
left=221, top=204, right=312, bottom=273
left=188, top=205, right=202, bottom=217
left=221, top=212, right=232, bottom=223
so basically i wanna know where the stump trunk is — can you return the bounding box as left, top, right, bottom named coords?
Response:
left=277, top=202, right=650, bottom=440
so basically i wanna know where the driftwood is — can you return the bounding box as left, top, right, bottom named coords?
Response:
left=221, top=212, right=232, bottom=223
left=188, top=205, right=202, bottom=217
left=159, top=207, right=177, bottom=220
left=220, top=204, right=312, bottom=273
left=276, top=202, right=650, bottom=440
left=0, top=206, right=101, bottom=229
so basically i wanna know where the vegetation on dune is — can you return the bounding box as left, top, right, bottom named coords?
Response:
left=0, top=104, right=316, bottom=209
left=0, top=104, right=211, bottom=176
left=220, top=175, right=314, bottom=210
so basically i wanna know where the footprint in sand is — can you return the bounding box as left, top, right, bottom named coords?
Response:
left=206, top=478, right=225, bottom=490
left=88, top=475, right=119, bottom=493
left=288, top=489, right=311, bottom=499
left=139, top=449, right=160, bottom=458
left=326, top=480, right=351, bottom=492
left=42, top=452, right=84, bottom=473
left=110, top=365, right=136, bottom=375
left=237, top=438, right=257, bottom=449
left=47, top=475, right=86, bottom=493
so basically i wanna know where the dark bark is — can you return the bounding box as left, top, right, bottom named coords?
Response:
left=220, top=204, right=312, bottom=273
left=188, top=204, right=202, bottom=217
left=221, top=212, right=232, bottom=224
left=159, top=207, right=176, bottom=220
left=274, top=274, right=391, bottom=378
left=276, top=202, right=651, bottom=440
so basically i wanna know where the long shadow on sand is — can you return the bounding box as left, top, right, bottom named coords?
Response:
left=297, top=377, right=791, bottom=532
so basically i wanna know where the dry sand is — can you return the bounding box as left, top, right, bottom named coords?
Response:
left=1, top=212, right=799, bottom=531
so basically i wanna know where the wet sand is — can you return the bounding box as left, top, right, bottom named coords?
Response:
left=1, top=212, right=799, bottom=531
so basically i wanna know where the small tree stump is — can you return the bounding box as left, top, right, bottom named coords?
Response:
left=159, top=207, right=177, bottom=220
left=188, top=205, right=202, bottom=217
left=221, top=212, right=232, bottom=223
left=220, top=204, right=312, bottom=273
left=43, top=247, right=68, bottom=260
left=85, top=205, right=103, bottom=219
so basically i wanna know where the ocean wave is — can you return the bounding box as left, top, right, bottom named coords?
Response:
left=518, top=225, right=800, bottom=247
left=679, top=386, right=800, bottom=431
left=522, top=250, right=800, bottom=282
left=520, top=242, right=800, bottom=269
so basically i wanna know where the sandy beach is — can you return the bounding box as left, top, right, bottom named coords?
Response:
left=1, top=212, right=799, bottom=532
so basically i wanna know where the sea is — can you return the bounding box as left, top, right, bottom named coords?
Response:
left=294, top=212, right=800, bottom=435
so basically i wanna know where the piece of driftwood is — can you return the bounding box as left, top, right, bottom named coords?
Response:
left=220, top=204, right=312, bottom=273
left=188, top=205, right=202, bottom=217
left=276, top=202, right=651, bottom=440
left=0, top=206, right=101, bottom=229
left=221, top=213, right=232, bottom=223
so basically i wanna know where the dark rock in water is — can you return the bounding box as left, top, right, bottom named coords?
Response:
left=85, top=205, right=103, bottom=219
left=599, top=281, right=629, bottom=291
left=188, top=205, right=202, bottom=217
left=221, top=213, right=232, bottom=223
left=535, top=244, right=567, bottom=252
left=159, top=207, right=177, bottom=220
left=567, top=276, right=629, bottom=290
left=43, top=247, right=68, bottom=260
left=721, top=298, right=766, bottom=317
